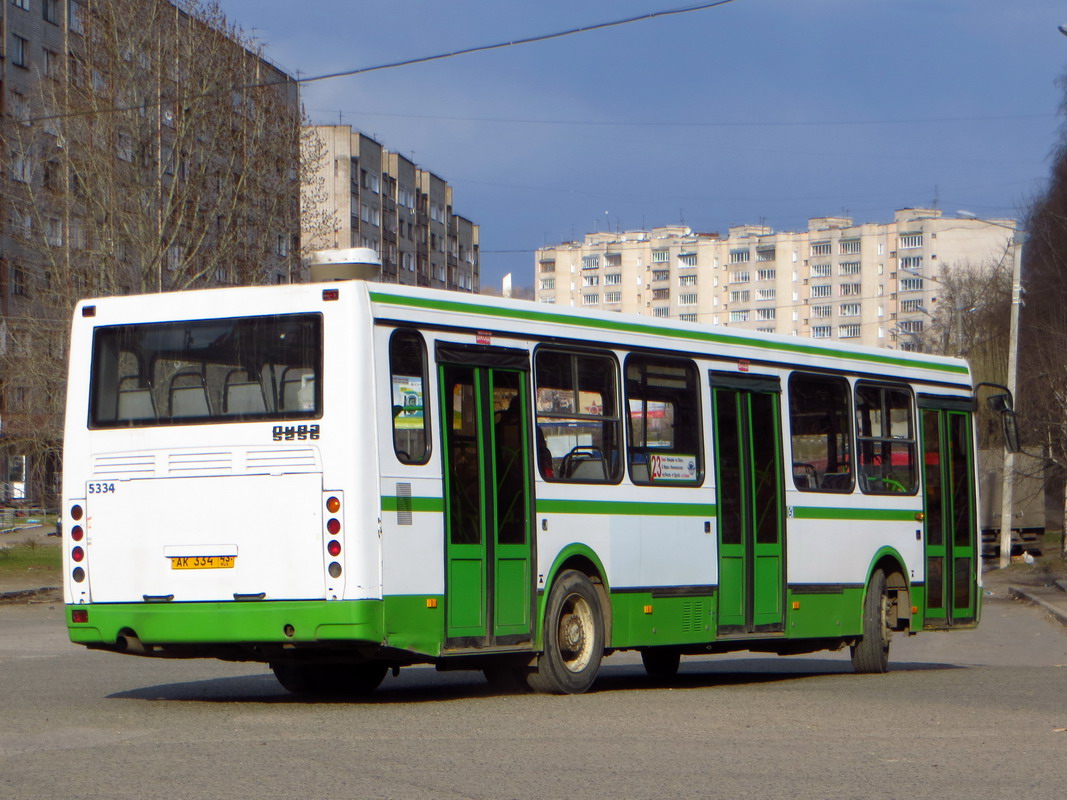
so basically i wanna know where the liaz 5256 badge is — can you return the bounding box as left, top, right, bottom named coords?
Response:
left=272, top=424, right=321, bottom=442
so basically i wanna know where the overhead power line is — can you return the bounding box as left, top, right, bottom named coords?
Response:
left=8, top=1, right=744, bottom=127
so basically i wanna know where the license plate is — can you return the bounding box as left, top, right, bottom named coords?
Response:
left=170, top=556, right=236, bottom=570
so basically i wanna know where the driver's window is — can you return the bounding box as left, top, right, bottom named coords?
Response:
left=855, top=382, right=917, bottom=495
left=534, top=348, right=621, bottom=483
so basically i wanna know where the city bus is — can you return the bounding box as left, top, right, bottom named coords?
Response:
left=62, top=277, right=998, bottom=694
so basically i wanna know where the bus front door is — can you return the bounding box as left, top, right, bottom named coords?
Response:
left=920, top=405, right=979, bottom=627
left=439, top=347, right=534, bottom=650
left=711, top=373, right=786, bottom=635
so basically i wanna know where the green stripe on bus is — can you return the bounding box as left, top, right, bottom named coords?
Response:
left=792, top=506, right=918, bottom=522
left=381, top=496, right=444, bottom=513
left=369, top=291, right=970, bottom=376
left=536, top=499, right=714, bottom=517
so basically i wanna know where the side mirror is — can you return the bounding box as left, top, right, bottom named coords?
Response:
left=1001, top=409, right=1020, bottom=453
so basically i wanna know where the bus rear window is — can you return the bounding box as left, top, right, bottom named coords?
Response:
left=89, top=313, right=322, bottom=428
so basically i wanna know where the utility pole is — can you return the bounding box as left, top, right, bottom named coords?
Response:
left=998, top=231, right=1024, bottom=568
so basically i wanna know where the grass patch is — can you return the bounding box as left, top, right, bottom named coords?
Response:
left=0, top=540, right=62, bottom=584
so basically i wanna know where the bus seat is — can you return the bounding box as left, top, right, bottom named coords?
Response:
left=169, top=371, right=210, bottom=418
left=280, top=367, right=315, bottom=411
left=568, top=458, right=606, bottom=480
left=631, top=462, right=650, bottom=483
left=223, top=369, right=267, bottom=415
left=116, top=375, right=156, bottom=421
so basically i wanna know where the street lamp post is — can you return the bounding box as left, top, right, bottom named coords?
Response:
left=958, top=210, right=1023, bottom=568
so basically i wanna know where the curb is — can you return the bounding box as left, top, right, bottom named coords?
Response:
left=0, top=586, right=60, bottom=604
left=1008, top=586, right=1067, bottom=627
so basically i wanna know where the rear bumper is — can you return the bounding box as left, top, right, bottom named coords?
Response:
left=67, top=599, right=385, bottom=652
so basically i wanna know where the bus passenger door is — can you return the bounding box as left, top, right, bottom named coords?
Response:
left=920, top=403, right=978, bottom=626
left=710, top=372, right=786, bottom=635
left=438, top=344, right=534, bottom=649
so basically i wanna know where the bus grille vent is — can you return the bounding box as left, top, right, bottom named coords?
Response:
left=93, top=453, right=156, bottom=477
left=244, top=448, right=318, bottom=473
left=167, top=451, right=232, bottom=474
left=682, top=600, right=705, bottom=632
left=396, top=483, right=413, bottom=526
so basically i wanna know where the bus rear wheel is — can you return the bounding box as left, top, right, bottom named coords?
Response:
left=851, top=569, right=892, bottom=674
left=527, top=570, right=604, bottom=694
left=270, top=660, right=388, bottom=696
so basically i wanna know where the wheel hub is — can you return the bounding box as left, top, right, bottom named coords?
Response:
left=560, top=612, right=585, bottom=655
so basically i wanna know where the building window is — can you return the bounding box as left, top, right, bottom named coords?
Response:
left=811, top=304, right=832, bottom=318
left=756, top=308, right=776, bottom=321
left=840, top=303, right=860, bottom=317
left=730, top=271, right=750, bottom=283
left=756, top=288, right=776, bottom=301
left=810, top=242, right=831, bottom=256
left=11, top=264, right=28, bottom=296
left=839, top=324, right=861, bottom=338
left=540, top=278, right=555, bottom=291
left=605, top=253, right=622, bottom=267
left=730, top=290, right=750, bottom=304
left=582, top=294, right=599, bottom=306
left=839, top=283, right=861, bottom=297
left=729, top=249, right=751, bottom=264
left=679, top=274, right=697, bottom=286
left=839, top=239, right=861, bottom=255
left=855, top=383, right=917, bottom=494
left=757, top=268, right=776, bottom=281
left=899, top=320, right=923, bottom=334
left=68, top=0, right=84, bottom=33
left=811, top=325, right=832, bottom=339
left=756, top=247, right=776, bottom=262
left=810, top=284, right=831, bottom=299
left=900, top=256, right=922, bottom=271
left=625, top=354, right=702, bottom=486
left=811, top=263, right=832, bottom=278
left=679, top=313, right=697, bottom=322
left=899, top=234, right=923, bottom=249
left=10, top=34, right=28, bottom=67
left=839, top=261, right=861, bottom=276
left=605, top=273, right=621, bottom=286
left=789, top=373, right=853, bottom=492
left=582, top=254, right=600, bottom=270
left=539, top=260, right=555, bottom=273
left=12, top=0, right=30, bottom=11
left=652, top=307, right=670, bottom=318
left=605, top=291, right=621, bottom=303
left=652, top=250, right=670, bottom=263
left=652, top=288, right=670, bottom=301
left=900, top=277, right=923, bottom=292
left=900, top=299, right=923, bottom=313
left=729, top=310, right=750, bottom=323
left=678, top=253, right=698, bottom=267
left=679, top=293, right=698, bottom=306
left=652, top=269, right=670, bottom=282
left=583, top=275, right=599, bottom=287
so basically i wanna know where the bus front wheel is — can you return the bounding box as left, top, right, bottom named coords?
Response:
left=851, top=569, right=892, bottom=674
left=527, top=570, right=604, bottom=694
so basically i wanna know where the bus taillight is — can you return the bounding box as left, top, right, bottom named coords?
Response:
left=71, top=525, right=84, bottom=542
left=70, top=504, right=84, bottom=521
left=327, top=540, right=341, bottom=557
left=326, top=496, right=341, bottom=513
left=71, top=609, right=89, bottom=623
left=71, top=546, right=85, bottom=563
left=326, top=518, right=341, bottom=535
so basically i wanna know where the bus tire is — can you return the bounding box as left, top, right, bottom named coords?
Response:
left=641, top=647, right=681, bottom=679
left=527, top=570, right=604, bottom=694
left=851, top=569, right=891, bottom=674
left=271, top=660, right=388, bottom=696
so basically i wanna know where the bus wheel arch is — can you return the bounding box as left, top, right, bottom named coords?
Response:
left=851, top=554, right=910, bottom=674
left=540, top=549, right=612, bottom=648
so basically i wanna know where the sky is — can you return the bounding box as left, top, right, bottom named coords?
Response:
left=215, top=0, right=1067, bottom=291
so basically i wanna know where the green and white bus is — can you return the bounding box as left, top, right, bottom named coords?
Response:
left=62, top=278, right=996, bottom=694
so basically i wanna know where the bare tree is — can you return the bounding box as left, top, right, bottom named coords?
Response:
left=0, top=0, right=318, bottom=503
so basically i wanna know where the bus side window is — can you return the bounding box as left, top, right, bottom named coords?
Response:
left=625, top=354, right=702, bottom=486
left=389, top=329, right=430, bottom=464
left=534, top=348, right=622, bottom=483
left=788, top=373, right=853, bottom=492
left=855, top=383, right=917, bottom=495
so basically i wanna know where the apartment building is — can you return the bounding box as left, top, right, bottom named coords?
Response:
left=535, top=209, right=1015, bottom=351
left=306, top=125, right=479, bottom=292
left=0, top=0, right=301, bottom=503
